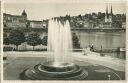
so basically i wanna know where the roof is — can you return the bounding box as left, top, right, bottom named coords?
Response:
left=3, top=13, right=24, bottom=18
left=29, top=20, right=43, bottom=23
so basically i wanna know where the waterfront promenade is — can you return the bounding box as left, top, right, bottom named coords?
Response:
left=4, top=51, right=125, bottom=72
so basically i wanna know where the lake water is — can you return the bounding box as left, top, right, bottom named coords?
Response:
left=75, top=31, right=125, bottom=49
left=74, top=31, right=126, bottom=59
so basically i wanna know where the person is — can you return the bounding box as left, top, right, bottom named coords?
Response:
left=101, top=45, right=102, bottom=52
left=117, top=47, right=120, bottom=58
left=83, top=47, right=87, bottom=55
left=90, top=44, right=94, bottom=52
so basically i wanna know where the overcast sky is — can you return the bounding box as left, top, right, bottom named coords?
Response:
left=4, top=2, right=126, bottom=20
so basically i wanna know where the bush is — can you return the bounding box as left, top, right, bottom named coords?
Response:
left=42, top=36, right=48, bottom=46
left=3, top=47, right=14, bottom=51
left=72, top=33, right=81, bottom=49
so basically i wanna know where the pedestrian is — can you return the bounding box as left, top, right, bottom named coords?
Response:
left=90, top=44, right=94, bottom=52
left=83, top=47, right=87, bottom=55
left=117, top=47, right=120, bottom=58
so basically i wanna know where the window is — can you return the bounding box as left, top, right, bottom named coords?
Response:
left=8, top=17, right=11, bottom=20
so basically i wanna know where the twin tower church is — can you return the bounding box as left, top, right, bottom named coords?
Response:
left=105, top=5, right=113, bottom=23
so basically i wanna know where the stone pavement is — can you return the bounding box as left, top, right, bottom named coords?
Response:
left=4, top=51, right=125, bottom=72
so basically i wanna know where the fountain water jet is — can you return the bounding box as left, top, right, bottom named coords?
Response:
left=47, top=19, right=73, bottom=64
left=20, top=19, right=88, bottom=80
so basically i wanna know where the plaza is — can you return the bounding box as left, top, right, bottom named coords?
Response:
left=4, top=51, right=125, bottom=80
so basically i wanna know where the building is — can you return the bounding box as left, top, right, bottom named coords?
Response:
left=28, top=20, right=44, bottom=28
left=4, top=10, right=48, bottom=30
left=3, top=10, right=27, bottom=29
left=122, top=22, right=126, bottom=29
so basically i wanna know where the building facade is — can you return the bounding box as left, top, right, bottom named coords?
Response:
left=3, top=10, right=27, bottom=29
left=3, top=10, right=47, bottom=29
left=28, top=20, right=44, bottom=28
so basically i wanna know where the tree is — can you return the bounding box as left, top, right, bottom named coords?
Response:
left=72, top=33, right=81, bottom=49
left=3, top=37, right=10, bottom=45
left=8, top=29, right=25, bottom=51
left=3, top=33, right=10, bottom=45
left=42, top=36, right=48, bottom=46
left=26, top=33, right=42, bottom=50
left=78, top=14, right=82, bottom=20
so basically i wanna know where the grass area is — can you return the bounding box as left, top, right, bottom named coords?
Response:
left=4, top=57, right=125, bottom=80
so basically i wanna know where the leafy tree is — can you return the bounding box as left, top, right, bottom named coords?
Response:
left=8, top=29, right=25, bottom=51
left=72, top=33, right=81, bottom=49
left=26, top=33, right=42, bottom=50
left=3, top=33, right=10, bottom=45
left=42, top=36, right=48, bottom=46
left=3, top=37, right=10, bottom=45
left=78, top=14, right=82, bottom=20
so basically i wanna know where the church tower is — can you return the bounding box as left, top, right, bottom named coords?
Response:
left=105, top=5, right=113, bottom=23
left=109, top=5, right=113, bottom=22
left=22, top=10, right=27, bottom=18
left=105, top=5, right=109, bottom=22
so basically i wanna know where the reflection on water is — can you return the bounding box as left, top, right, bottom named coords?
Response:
left=75, top=31, right=125, bottom=59
left=104, top=52, right=125, bottom=59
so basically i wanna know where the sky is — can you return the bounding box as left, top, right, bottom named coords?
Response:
left=4, top=1, right=126, bottom=20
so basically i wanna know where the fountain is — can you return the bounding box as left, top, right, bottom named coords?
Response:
left=20, top=19, right=88, bottom=80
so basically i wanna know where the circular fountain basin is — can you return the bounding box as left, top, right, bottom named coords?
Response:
left=40, top=62, right=75, bottom=72
left=20, top=62, right=88, bottom=80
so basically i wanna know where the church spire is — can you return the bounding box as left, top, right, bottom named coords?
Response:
left=106, top=5, right=109, bottom=18
left=110, top=5, right=113, bottom=15
left=22, top=10, right=27, bottom=18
